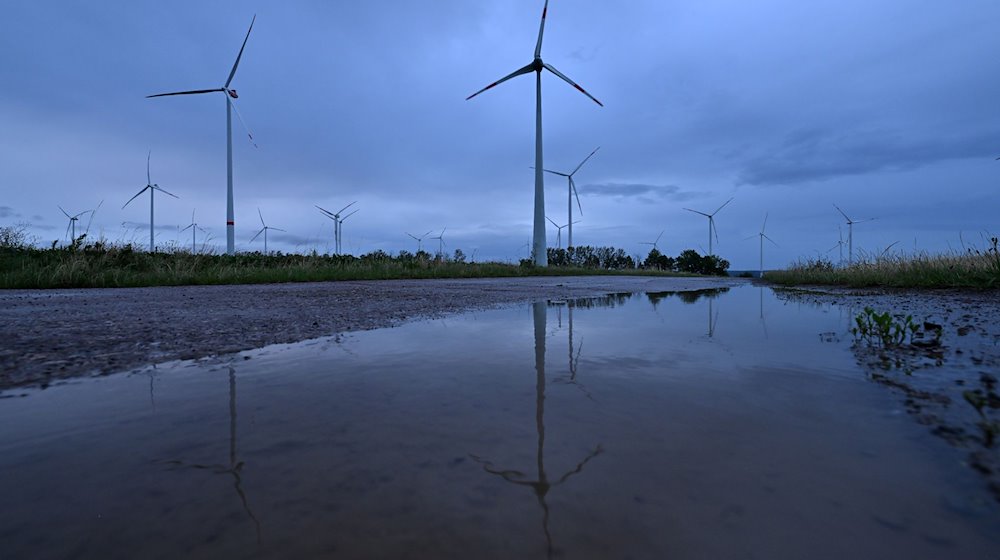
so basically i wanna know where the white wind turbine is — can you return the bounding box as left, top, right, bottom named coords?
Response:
left=833, top=204, right=874, bottom=265
left=249, top=208, right=285, bottom=255
left=58, top=206, right=91, bottom=243
left=122, top=151, right=179, bottom=253
left=684, top=197, right=733, bottom=256
left=745, top=213, right=778, bottom=278
left=180, top=209, right=208, bottom=253
left=640, top=230, right=665, bottom=252
left=467, top=0, right=602, bottom=267
left=431, top=227, right=447, bottom=257
left=826, top=226, right=846, bottom=266
left=147, top=15, right=257, bottom=256
left=545, top=216, right=578, bottom=249
left=406, top=230, right=433, bottom=253
left=540, top=146, right=599, bottom=248
left=316, top=202, right=357, bottom=255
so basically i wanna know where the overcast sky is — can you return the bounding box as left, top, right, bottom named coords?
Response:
left=2, top=0, right=998, bottom=268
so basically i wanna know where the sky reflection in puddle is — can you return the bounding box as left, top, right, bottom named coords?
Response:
left=1, top=286, right=997, bottom=559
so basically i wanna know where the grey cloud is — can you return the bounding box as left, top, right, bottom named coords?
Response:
left=578, top=183, right=706, bottom=203
left=738, top=127, right=997, bottom=186
left=0, top=206, right=18, bottom=218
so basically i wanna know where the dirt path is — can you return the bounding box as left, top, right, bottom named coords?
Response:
left=0, top=276, right=742, bottom=390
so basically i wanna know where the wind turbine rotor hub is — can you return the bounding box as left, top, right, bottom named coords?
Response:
left=227, top=89, right=238, bottom=99
left=531, top=58, right=544, bottom=72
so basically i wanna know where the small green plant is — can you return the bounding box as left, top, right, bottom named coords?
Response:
left=851, top=307, right=918, bottom=347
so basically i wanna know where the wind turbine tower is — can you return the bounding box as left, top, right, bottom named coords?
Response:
left=122, top=151, right=179, bottom=252
left=467, top=0, right=603, bottom=267
left=147, top=15, right=257, bottom=256
left=250, top=208, right=285, bottom=254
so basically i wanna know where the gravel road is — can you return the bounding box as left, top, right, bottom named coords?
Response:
left=0, top=276, right=742, bottom=390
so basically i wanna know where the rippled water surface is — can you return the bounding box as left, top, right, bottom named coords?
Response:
left=1, top=287, right=997, bottom=559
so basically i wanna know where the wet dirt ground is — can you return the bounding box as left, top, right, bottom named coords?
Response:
left=774, top=286, right=1000, bottom=502
left=0, top=276, right=741, bottom=391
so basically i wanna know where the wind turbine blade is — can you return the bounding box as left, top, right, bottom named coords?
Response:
left=570, top=146, right=600, bottom=176
left=122, top=186, right=149, bottom=209
left=146, top=88, right=225, bottom=98
left=147, top=150, right=152, bottom=185
left=342, top=209, right=359, bottom=221
left=180, top=224, right=193, bottom=232
left=761, top=212, right=768, bottom=234
left=84, top=200, right=102, bottom=235
left=229, top=98, right=257, bottom=147
left=712, top=197, right=734, bottom=216
left=64, top=220, right=71, bottom=239
left=258, top=207, right=265, bottom=227
left=542, top=63, right=603, bottom=106
left=466, top=63, right=535, bottom=101
left=270, top=227, right=286, bottom=233
left=763, top=234, right=779, bottom=247
left=406, top=233, right=419, bottom=241
left=249, top=228, right=264, bottom=243
left=315, top=205, right=336, bottom=218
left=546, top=215, right=558, bottom=227
left=58, top=205, right=71, bottom=219
left=153, top=185, right=179, bottom=199
left=833, top=204, right=851, bottom=222
left=655, top=230, right=664, bottom=244
left=336, top=201, right=357, bottom=215
left=539, top=168, right=570, bottom=177
left=225, top=14, right=256, bottom=89
left=571, top=177, right=583, bottom=215
left=534, top=0, right=549, bottom=59
left=712, top=219, right=719, bottom=246
left=683, top=208, right=710, bottom=217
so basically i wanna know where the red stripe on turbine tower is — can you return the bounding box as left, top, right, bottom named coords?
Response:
left=227, top=221, right=235, bottom=225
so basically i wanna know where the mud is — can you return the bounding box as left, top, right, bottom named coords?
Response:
left=775, top=286, right=1000, bottom=502
left=0, top=276, right=741, bottom=391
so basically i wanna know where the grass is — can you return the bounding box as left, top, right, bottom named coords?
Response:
left=0, top=239, right=683, bottom=290
left=766, top=238, right=1000, bottom=289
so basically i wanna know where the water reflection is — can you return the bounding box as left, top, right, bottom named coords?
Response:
left=160, top=366, right=262, bottom=543
left=470, top=302, right=603, bottom=558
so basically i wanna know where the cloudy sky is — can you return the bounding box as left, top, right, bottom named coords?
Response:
left=2, top=0, right=998, bottom=268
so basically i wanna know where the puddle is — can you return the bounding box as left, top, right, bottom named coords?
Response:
left=1, top=287, right=998, bottom=559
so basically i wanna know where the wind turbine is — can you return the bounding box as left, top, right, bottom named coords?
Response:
left=122, top=151, right=179, bottom=252
left=58, top=206, right=91, bottom=243
left=639, top=230, right=665, bottom=252
left=430, top=227, right=447, bottom=257
left=540, top=146, right=599, bottom=248
left=249, top=208, right=284, bottom=254
left=316, top=202, right=357, bottom=255
left=684, top=197, right=733, bottom=256
left=545, top=216, right=577, bottom=249
left=826, top=226, right=846, bottom=266
left=833, top=204, right=874, bottom=265
left=406, top=230, right=433, bottom=253
left=180, top=209, right=208, bottom=253
left=147, top=15, right=257, bottom=256
left=467, top=0, right=602, bottom=267
left=745, top=213, right=778, bottom=278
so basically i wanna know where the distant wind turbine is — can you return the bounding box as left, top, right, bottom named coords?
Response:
left=684, top=197, right=733, bottom=256
left=122, top=151, right=179, bottom=252
left=545, top=216, right=578, bottom=249
left=406, top=230, right=433, bottom=253
left=467, top=0, right=602, bottom=267
left=833, top=204, right=874, bottom=265
left=147, top=15, right=257, bottom=256
left=249, top=208, right=285, bottom=254
left=826, top=226, right=846, bottom=266
left=431, top=227, right=447, bottom=257
left=745, top=213, right=778, bottom=278
left=640, top=230, right=665, bottom=252
left=58, top=206, right=91, bottom=243
left=316, top=202, right=357, bottom=255
left=539, top=146, right=599, bottom=248
left=180, top=209, right=208, bottom=253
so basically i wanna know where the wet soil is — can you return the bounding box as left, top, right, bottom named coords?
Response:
left=774, top=285, right=1000, bottom=502
left=0, top=276, right=741, bottom=391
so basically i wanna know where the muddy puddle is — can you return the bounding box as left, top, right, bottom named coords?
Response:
left=1, top=287, right=998, bottom=559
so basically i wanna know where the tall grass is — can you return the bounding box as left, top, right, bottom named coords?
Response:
left=767, top=238, right=1000, bottom=289
left=0, top=237, right=679, bottom=289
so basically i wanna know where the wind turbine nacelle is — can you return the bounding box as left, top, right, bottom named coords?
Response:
left=227, top=89, right=239, bottom=99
